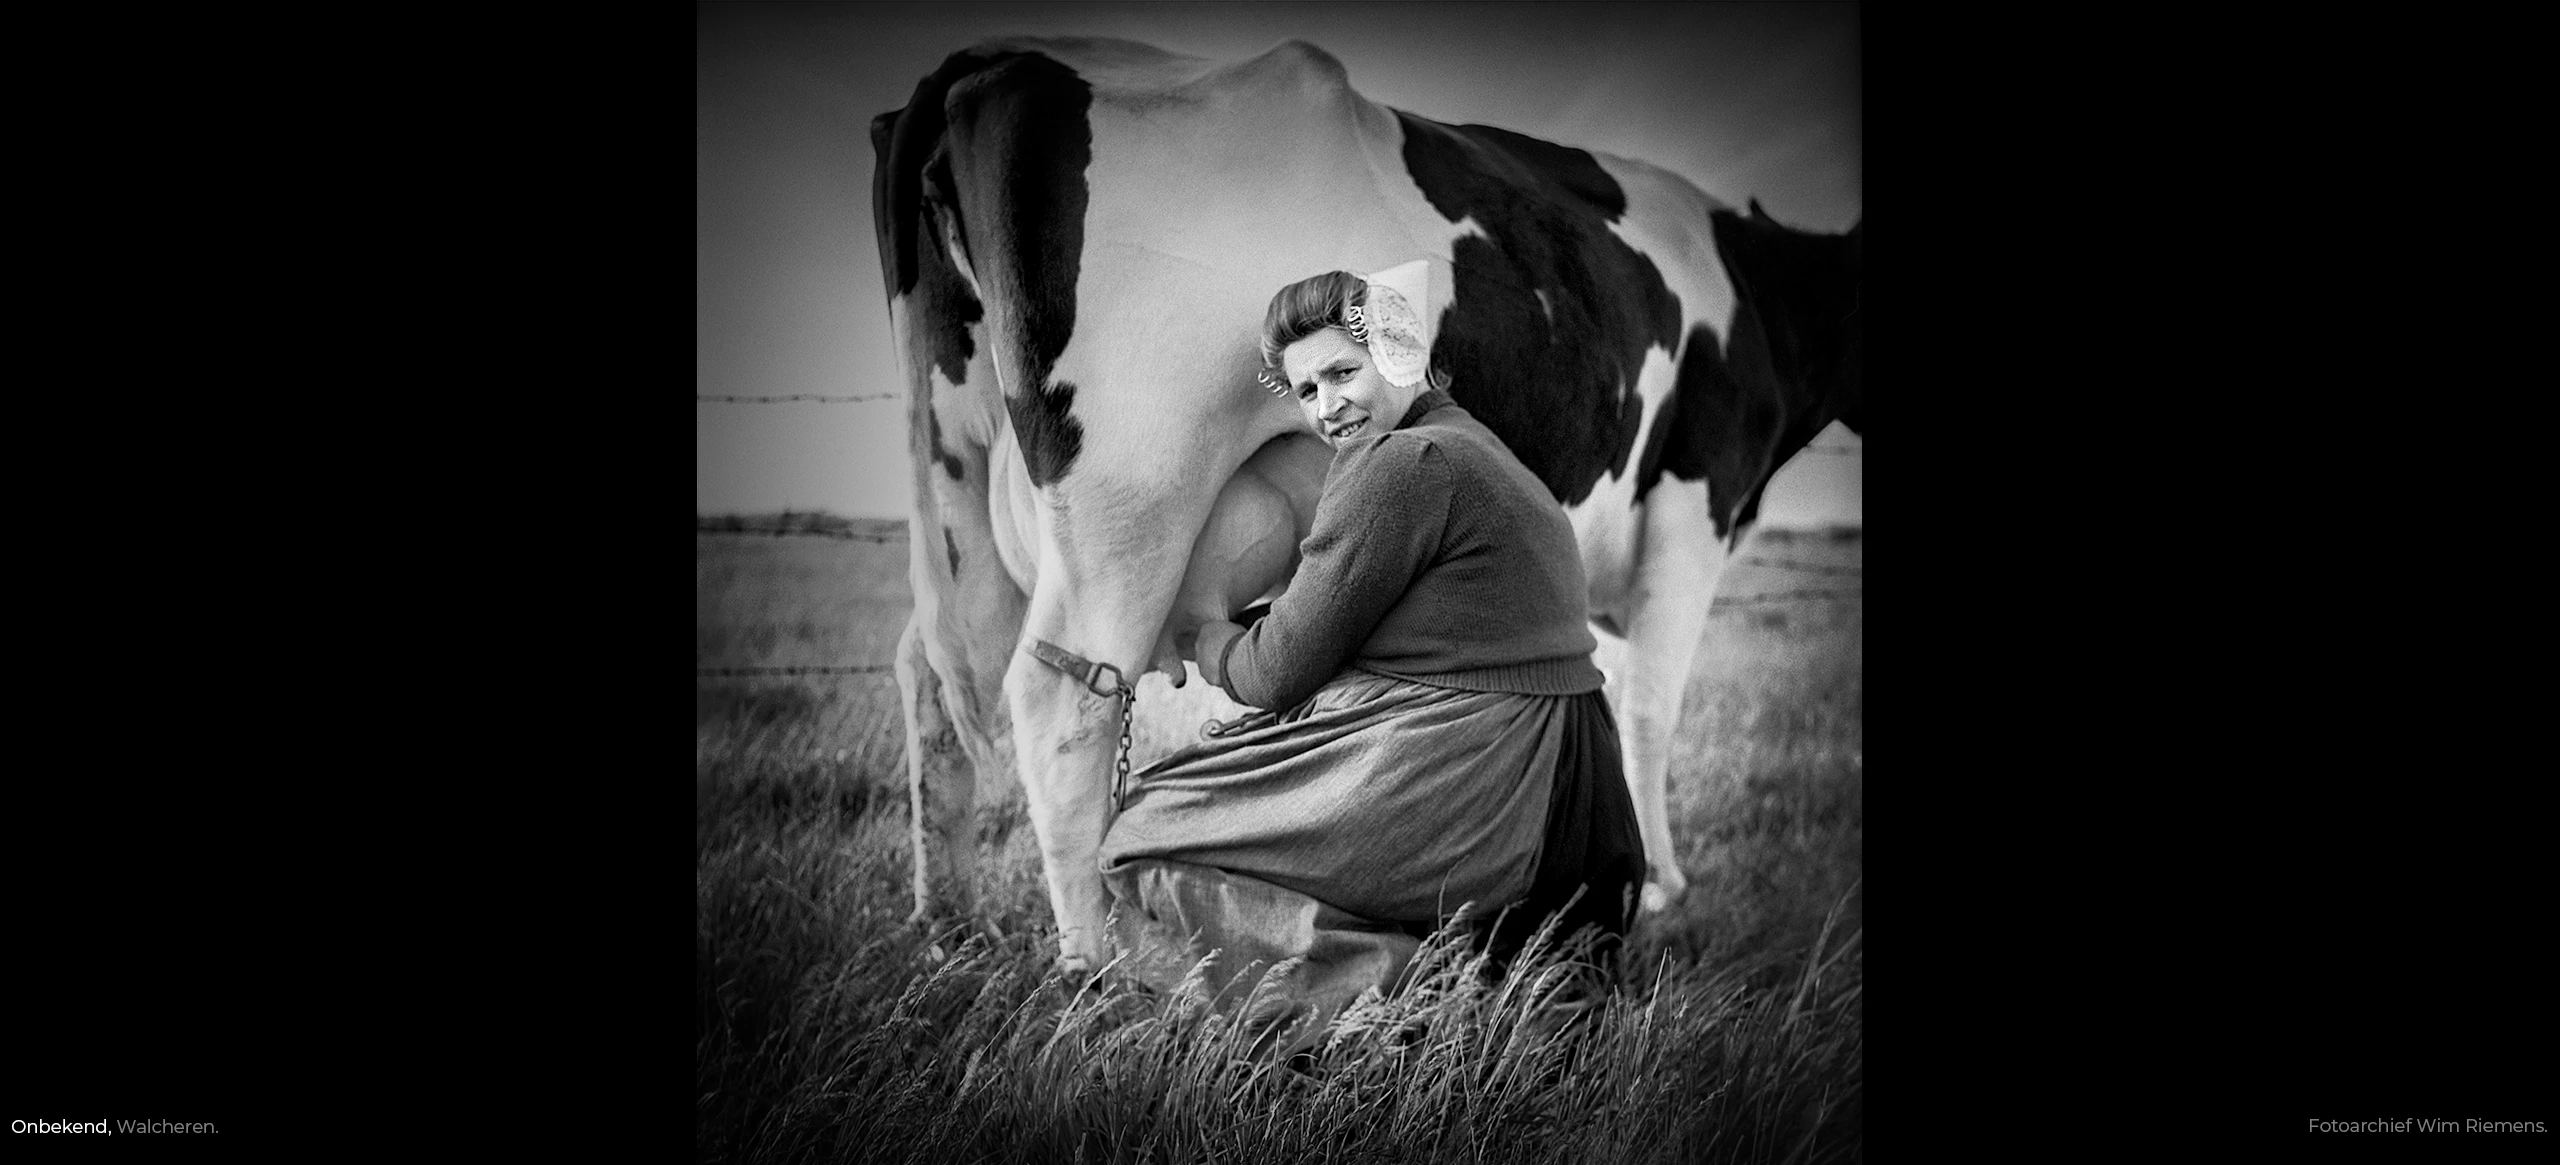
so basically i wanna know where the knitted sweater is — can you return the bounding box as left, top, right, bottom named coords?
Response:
left=1209, top=389, right=1603, bottom=709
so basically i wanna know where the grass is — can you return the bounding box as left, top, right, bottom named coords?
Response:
left=697, top=520, right=1862, bottom=1163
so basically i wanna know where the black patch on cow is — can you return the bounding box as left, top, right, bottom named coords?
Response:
left=873, top=62, right=988, bottom=392
left=1394, top=113, right=1684, bottom=507
left=917, top=156, right=981, bottom=389
left=1718, top=201, right=1861, bottom=442
left=875, top=50, right=1092, bottom=485
left=926, top=410, right=966, bottom=481
left=1637, top=320, right=1777, bottom=538
left=1635, top=206, right=1863, bottom=540
left=936, top=53, right=1092, bottom=488
left=1607, top=388, right=1647, bottom=485
left=944, top=528, right=964, bottom=580
left=1005, top=379, right=1082, bottom=488
left=874, top=51, right=1001, bottom=299
left=870, top=107, right=904, bottom=284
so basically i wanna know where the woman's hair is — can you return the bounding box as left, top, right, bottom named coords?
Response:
left=1259, top=270, right=1451, bottom=392
left=1258, top=270, right=1365, bottom=370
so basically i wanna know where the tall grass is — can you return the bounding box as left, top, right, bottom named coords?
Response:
left=697, top=526, right=1862, bottom=1162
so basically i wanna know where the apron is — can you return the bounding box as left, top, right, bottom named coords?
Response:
left=1097, top=669, right=1644, bottom=1030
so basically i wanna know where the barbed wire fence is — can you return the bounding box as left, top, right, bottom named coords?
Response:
left=698, top=391, right=1856, bottom=680
left=696, top=388, right=1858, bottom=452
left=697, top=392, right=903, bottom=404
left=697, top=517, right=906, bottom=542
left=696, top=571, right=1859, bottom=680
left=699, top=665, right=899, bottom=678
left=1731, top=556, right=1864, bottom=578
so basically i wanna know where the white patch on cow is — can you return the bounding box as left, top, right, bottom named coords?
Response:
left=923, top=359, right=996, bottom=458
left=987, top=421, right=1041, bottom=597
left=1568, top=340, right=1684, bottom=627
left=1594, top=154, right=1738, bottom=347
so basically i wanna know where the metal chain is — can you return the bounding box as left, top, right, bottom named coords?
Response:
left=1021, top=638, right=1139, bottom=815
left=1113, top=688, right=1135, bottom=814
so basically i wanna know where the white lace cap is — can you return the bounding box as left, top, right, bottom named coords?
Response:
left=1360, top=259, right=1433, bottom=389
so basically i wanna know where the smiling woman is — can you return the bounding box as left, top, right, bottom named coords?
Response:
left=1095, top=263, right=1645, bottom=1043
left=1287, top=329, right=1407, bottom=446
left=1257, top=261, right=1447, bottom=447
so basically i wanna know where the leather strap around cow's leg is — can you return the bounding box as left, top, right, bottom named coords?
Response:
left=1024, top=638, right=1137, bottom=815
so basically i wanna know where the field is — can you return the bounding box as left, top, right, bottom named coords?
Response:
left=696, top=517, right=1862, bottom=1163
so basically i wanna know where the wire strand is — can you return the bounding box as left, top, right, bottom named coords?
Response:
left=697, top=589, right=1855, bottom=678
left=695, top=520, right=906, bottom=542
left=696, top=393, right=901, bottom=404
left=697, top=666, right=897, bottom=678
left=1712, top=589, right=1862, bottom=609
left=1732, top=557, right=1864, bottom=577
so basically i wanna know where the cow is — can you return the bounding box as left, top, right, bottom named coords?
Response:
left=870, top=37, right=1860, bottom=973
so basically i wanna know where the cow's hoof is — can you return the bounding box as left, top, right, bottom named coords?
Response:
left=907, top=903, right=963, bottom=932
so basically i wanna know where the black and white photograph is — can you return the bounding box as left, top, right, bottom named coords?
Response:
left=15, top=3, right=2555, bottom=1151
left=698, top=3, right=1861, bottom=1159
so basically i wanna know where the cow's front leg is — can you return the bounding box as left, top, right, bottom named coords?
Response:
left=1617, top=481, right=1725, bottom=913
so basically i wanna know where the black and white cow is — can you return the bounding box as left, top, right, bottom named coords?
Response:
left=871, top=37, right=1860, bottom=971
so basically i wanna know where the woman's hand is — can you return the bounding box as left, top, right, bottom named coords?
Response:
left=1190, top=619, right=1246, bottom=689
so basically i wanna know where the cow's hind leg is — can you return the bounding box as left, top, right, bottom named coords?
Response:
left=896, top=614, right=978, bottom=922
left=1008, top=488, right=1224, bottom=974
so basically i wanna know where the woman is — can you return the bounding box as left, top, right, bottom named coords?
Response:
left=1096, top=260, right=1645, bottom=1027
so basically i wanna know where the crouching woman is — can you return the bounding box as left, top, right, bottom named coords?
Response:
left=1096, top=261, right=1645, bottom=1031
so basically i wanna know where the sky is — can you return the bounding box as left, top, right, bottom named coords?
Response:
left=697, top=1, right=1861, bottom=524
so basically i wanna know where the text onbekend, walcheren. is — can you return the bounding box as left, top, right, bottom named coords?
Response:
left=11, top=1119, right=219, bottom=1134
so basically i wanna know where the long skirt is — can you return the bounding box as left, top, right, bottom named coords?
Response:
left=1096, top=669, right=1644, bottom=1028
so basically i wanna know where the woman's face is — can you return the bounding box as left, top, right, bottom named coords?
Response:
left=1280, top=327, right=1423, bottom=449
